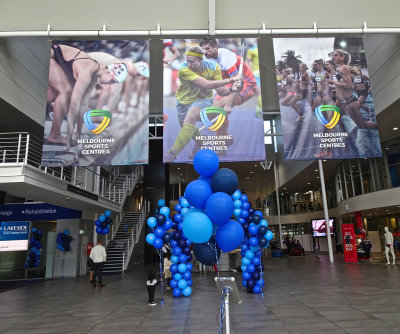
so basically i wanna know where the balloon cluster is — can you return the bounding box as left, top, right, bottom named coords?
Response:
left=25, top=228, right=43, bottom=268
left=95, top=210, right=112, bottom=235
left=146, top=199, right=194, bottom=297
left=56, top=229, right=73, bottom=252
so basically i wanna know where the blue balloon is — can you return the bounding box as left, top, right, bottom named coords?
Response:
left=253, top=285, right=261, bottom=294
left=99, top=215, right=106, bottom=222
left=174, top=213, right=183, bottom=223
left=242, top=280, right=247, bottom=288
left=252, top=256, right=261, bottom=266
left=265, top=230, right=274, bottom=241
left=193, top=149, right=219, bottom=177
left=178, top=263, right=187, bottom=273
left=95, top=220, right=101, bottom=227
left=179, top=254, right=187, bottom=263
left=249, top=236, right=259, bottom=247
left=182, top=270, right=192, bottom=280
left=170, top=263, right=178, bottom=273
left=178, top=279, right=187, bottom=289
left=183, top=212, right=213, bottom=243
left=257, top=278, right=265, bottom=287
left=160, top=206, right=170, bottom=217
left=182, top=286, right=192, bottom=297
left=215, top=220, right=244, bottom=252
left=211, top=168, right=239, bottom=195
left=241, top=201, right=250, bottom=210
left=173, top=288, right=182, bottom=298
left=163, top=219, right=173, bottom=231
left=105, top=210, right=111, bottom=217
left=198, top=175, right=211, bottom=185
left=240, top=210, right=249, bottom=219
left=180, top=198, right=189, bottom=208
left=240, top=194, right=248, bottom=202
left=186, top=263, right=193, bottom=271
left=174, top=273, right=182, bottom=281
left=242, top=271, right=251, bottom=280
left=153, top=238, right=163, bottom=249
left=184, top=180, right=212, bottom=210
left=248, top=223, right=258, bottom=236
left=178, top=222, right=183, bottom=231
left=171, top=255, right=179, bottom=264
left=232, top=190, right=242, bottom=200
left=241, top=243, right=249, bottom=252
left=206, top=192, right=234, bottom=226
left=63, top=229, right=70, bottom=235
left=245, top=250, right=255, bottom=259
left=154, top=227, right=165, bottom=238
left=96, top=227, right=102, bottom=234
left=246, top=264, right=255, bottom=273
left=172, top=247, right=181, bottom=256
left=157, top=199, right=166, bottom=207
left=146, top=233, right=156, bottom=245
left=170, top=240, right=178, bottom=248
left=147, top=217, right=157, bottom=228
left=187, top=279, right=193, bottom=287
left=170, top=279, right=178, bottom=288
left=174, top=203, right=182, bottom=212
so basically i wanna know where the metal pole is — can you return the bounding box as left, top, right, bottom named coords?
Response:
left=225, top=291, right=230, bottom=334
left=273, top=160, right=283, bottom=248
left=318, top=160, right=334, bottom=263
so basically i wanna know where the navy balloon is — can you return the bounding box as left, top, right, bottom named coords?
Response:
left=210, top=168, right=239, bottom=195
left=193, top=237, right=221, bottom=265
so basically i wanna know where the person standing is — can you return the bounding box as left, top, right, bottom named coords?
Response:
left=313, top=238, right=320, bottom=260
left=384, top=227, right=396, bottom=265
left=163, top=253, right=172, bottom=289
left=147, top=271, right=161, bottom=306
left=90, top=240, right=107, bottom=287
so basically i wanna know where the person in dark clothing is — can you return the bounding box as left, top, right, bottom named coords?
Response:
left=147, top=271, right=162, bottom=306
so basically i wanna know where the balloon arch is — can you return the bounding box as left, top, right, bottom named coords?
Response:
left=146, top=149, right=273, bottom=298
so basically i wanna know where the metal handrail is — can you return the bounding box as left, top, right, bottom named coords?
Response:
left=0, top=132, right=141, bottom=204
left=123, top=209, right=146, bottom=271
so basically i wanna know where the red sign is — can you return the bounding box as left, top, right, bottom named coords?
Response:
left=341, top=224, right=358, bottom=263
left=87, top=243, right=94, bottom=256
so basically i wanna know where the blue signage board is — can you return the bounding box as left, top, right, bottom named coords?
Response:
left=0, top=203, right=82, bottom=221
left=0, top=221, right=30, bottom=251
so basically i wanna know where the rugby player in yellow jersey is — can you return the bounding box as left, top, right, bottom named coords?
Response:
left=165, top=46, right=243, bottom=162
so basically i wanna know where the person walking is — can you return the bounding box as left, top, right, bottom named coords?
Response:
left=89, top=240, right=107, bottom=287
left=313, top=238, right=320, bottom=260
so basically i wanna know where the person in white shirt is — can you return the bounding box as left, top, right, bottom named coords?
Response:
left=89, top=240, right=107, bottom=287
left=163, top=254, right=172, bottom=289
left=384, top=227, right=396, bottom=265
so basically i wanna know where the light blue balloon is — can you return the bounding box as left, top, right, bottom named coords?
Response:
left=234, top=209, right=242, bottom=217
left=178, top=279, right=187, bottom=290
left=171, top=255, right=179, bottom=263
left=146, top=233, right=156, bottom=245
left=245, top=250, right=255, bottom=259
left=147, top=217, right=157, bottom=228
left=174, top=273, right=182, bottom=281
left=182, top=286, right=192, bottom=297
left=178, top=263, right=187, bottom=273
left=160, top=206, right=170, bottom=216
left=157, top=199, right=166, bottom=207
left=232, top=190, right=242, bottom=200
left=241, top=265, right=247, bottom=272
left=259, top=219, right=268, bottom=227
left=181, top=207, right=189, bottom=216
left=182, top=212, right=212, bottom=243
left=234, top=200, right=242, bottom=208
left=63, top=229, right=70, bottom=235
left=183, top=208, right=203, bottom=218
left=242, top=257, right=250, bottom=266
left=265, top=230, right=274, bottom=241
left=105, top=210, right=111, bottom=217
left=180, top=198, right=189, bottom=208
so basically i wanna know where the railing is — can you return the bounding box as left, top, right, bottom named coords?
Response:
left=123, top=209, right=146, bottom=270
left=0, top=132, right=141, bottom=204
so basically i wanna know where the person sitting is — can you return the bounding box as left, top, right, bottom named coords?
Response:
left=295, top=240, right=305, bottom=255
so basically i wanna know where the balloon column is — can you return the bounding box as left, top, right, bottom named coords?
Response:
left=233, top=192, right=273, bottom=294
left=146, top=199, right=194, bottom=298
left=56, top=229, right=73, bottom=252
left=25, top=228, right=43, bottom=269
left=95, top=210, right=112, bottom=235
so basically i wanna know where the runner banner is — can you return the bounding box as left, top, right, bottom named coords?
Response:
left=272, top=37, right=382, bottom=160
left=162, top=38, right=265, bottom=163
left=42, top=40, right=150, bottom=167
left=341, top=224, right=358, bottom=263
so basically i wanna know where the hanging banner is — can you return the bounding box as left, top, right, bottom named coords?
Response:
left=272, top=37, right=382, bottom=160
left=341, top=224, right=358, bottom=263
left=42, top=40, right=150, bottom=166
left=163, top=38, right=265, bottom=163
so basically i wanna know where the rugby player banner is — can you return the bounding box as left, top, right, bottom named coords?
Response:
left=42, top=40, right=150, bottom=167
left=272, top=37, right=382, bottom=160
left=163, top=38, right=265, bottom=163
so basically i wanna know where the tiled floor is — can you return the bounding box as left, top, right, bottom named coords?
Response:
left=0, top=253, right=399, bottom=333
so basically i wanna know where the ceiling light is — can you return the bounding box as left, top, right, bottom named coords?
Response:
left=314, top=169, right=318, bottom=172
left=307, top=182, right=310, bottom=185
left=339, top=40, right=347, bottom=48
left=250, top=171, right=254, bottom=174
left=393, top=127, right=399, bottom=131
left=385, top=147, right=389, bottom=150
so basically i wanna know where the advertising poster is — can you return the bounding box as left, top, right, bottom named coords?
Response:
left=272, top=37, right=382, bottom=160
left=341, top=224, right=358, bottom=263
left=42, top=40, right=150, bottom=167
left=0, top=222, right=30, bottom=252
left=163, top=38, right=265, bottom=163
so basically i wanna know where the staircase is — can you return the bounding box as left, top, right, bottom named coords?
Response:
left=103, top=211, right=145, bottom=274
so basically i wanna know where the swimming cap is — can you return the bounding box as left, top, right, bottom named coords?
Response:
left=107, top=62, right=129, bottom=83
left=134, top=61, right=150, bottom=78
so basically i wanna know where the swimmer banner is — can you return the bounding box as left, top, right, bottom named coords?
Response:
left=42, top=40, right=150, bottom=167
left=162, top=38, right=265, bottom=163
left=272, top=37, right=382, bottom=160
